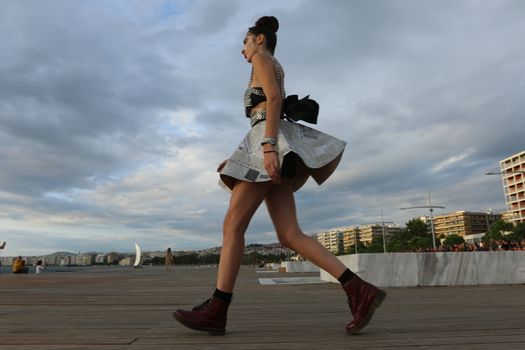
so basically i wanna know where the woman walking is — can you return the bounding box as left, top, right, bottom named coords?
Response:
left=165, top=248, right=173, bottom=270
left=173, top=16, right=385, bottom=335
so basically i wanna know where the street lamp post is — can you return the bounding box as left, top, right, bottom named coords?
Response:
left=486, top=171, right=525, bottom=176
left=401, top=193, right=445, bottom=250
left=381, top=209, right=387, bottom=253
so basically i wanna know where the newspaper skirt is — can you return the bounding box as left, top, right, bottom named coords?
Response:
left=219, top=120, right=346, bottom=192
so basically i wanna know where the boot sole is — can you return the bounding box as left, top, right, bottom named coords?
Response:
left=172, top=311, right=226, bottom=335
left=347, top=289, right=386, bottom=335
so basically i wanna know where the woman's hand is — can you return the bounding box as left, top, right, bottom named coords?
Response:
left=263, top=146, right=281, bottom=184
left=217, top=160, right=227, bottom=173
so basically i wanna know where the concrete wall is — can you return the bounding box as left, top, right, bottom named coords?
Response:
left=281, top=261, right=320, bottom=273
left=320, top=251, right=525, bottom=287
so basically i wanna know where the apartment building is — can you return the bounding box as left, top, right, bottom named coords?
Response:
left=316, top=224, right=402, bottom=254
left=499, top=150, right=525, bottom=224
left=359, top=224, right=403, bottom=245
left=433, top=211, right=502, bottom=238
left=342, top=227, right=359, bottom=253
left=316, top=228, right=348, bottom=255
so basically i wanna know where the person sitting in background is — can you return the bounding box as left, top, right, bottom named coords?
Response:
left=12, top=256, right=29, bottom=274
left=36, top=260, right=45, bottom=274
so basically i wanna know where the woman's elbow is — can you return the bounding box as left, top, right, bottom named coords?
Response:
left=266, top=95, right=282, bottom=108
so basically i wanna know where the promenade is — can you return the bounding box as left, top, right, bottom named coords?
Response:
left=1, top=266, right=524, bottom=349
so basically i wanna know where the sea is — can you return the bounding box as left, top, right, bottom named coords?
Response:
left=0, top=265, right=132, bottom=274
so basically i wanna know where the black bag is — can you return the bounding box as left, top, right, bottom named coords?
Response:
left=283, top=94, right=319, bottom=124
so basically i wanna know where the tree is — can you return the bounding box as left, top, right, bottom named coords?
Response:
left=363, top=235, right=385, bottom=253
left=386, top=228, right=410, bottom=252
left=512, top=222, right=525, bottom=240
left=405, top=218, right=429, bottom=238
left=483, top=220, right=513, bottom=243
left=409, top=236, right=433, bottom=250
left=387, top=218, right=434, bottom=252
left=443, top=234, right=465, bottom=247
left=387, top=238, right=409, bottom=253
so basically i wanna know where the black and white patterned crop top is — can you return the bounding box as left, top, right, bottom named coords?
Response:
left=243, top=57, right=286, bottom=119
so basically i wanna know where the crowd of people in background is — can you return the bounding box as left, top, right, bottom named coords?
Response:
left=6, top=256, right=45, bottom=274
left=415, top=238, right=525, bottom=253
left=12, top=256, right=29, bottom=274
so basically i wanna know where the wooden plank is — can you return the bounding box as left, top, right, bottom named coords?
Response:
left=1, top=266, right=525, bottom=349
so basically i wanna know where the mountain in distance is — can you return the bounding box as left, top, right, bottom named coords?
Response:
left=46, top=251, right=77, bottom=257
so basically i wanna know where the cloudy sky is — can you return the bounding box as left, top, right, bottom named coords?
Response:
left=1, top=0, right=523, bottom=256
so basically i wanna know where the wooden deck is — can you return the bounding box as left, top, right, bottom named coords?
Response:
left=1, top=266, right=524, bottom=349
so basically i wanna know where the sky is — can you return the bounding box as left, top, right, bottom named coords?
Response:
left=1, top=0, right=524, bottom=256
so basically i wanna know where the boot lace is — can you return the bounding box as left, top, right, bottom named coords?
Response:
left=192, top=298, right=212, bottom=311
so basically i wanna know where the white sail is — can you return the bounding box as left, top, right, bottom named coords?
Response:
left=133, top=242, right=142, bottom=268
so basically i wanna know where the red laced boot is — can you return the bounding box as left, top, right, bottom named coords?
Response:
left=343, top=274, right=386, bottom=334
left=173, top=297, right=230, bottom=335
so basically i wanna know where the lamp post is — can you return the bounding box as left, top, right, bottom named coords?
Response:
left=401, top=193, right=445, bottom=250
left=486, top=171, right=525, bottom=175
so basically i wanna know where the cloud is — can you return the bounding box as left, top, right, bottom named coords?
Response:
left=432, top=148, right=476, bottom=173
left=1, top=0, right=523, bottom=256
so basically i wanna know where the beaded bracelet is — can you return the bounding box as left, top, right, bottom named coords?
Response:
left=261, top=137, right=277, bottom=146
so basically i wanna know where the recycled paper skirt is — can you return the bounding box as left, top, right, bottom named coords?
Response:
left=219, top=120, right=346, bottom=192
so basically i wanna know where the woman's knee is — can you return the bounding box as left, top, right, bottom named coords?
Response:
left=277, top=228, right=303, bottom=249
left=223, top=212, right=248, bottom=238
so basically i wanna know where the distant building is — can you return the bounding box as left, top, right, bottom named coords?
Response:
left=358, top=224, right=403, bottom=246
left=499, top=150, right=525, bottom=224
left=342, top=227, right=359, bottom=253
left=119, top=257, right=134, bottom=266
left=433, top=211, right=502, bottom=238
left=59, top=255, right=73, bottom=266
left=80, top=254, right=96, bottom=266
left=95, top=254, right=107, bottom=264
left=316, top=224, right=403, bottom=254
left=316, top=229, right=345, bottom=255
left=107, top=252, right=119, bottom=264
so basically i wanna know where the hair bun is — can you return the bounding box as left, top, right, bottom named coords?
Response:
left=255, top=16, right=279, bottom=33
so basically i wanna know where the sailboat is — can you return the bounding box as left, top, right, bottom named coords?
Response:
left=133, top=242, right=142, bottom=268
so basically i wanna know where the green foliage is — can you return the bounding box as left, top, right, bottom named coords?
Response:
left=483, top=220, right=513, bottom=242
left=405, top=218, right=429, bottom=237
left=443, top=234, right=465, bottom=246
left=512, top=222, right=525, bottom=240
left=383, top=218, right=436, bottom=252
left=409, top=236, right=433, bottom=250
left=387, top=239, right=408, bottom=253
left=344, top=240, right=366, bottom=255
left=363, top=236, right=385, bottom=253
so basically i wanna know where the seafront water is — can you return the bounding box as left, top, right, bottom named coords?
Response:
left=0, top=265, right=132, bottom=274
left=0, top=264, right=217, bottom=274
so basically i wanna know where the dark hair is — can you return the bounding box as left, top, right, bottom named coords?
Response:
left=248, top=16, right=279, bottom=55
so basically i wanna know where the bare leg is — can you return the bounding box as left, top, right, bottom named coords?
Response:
left=216, top=180, right=272, bottom=292
left=264, top=179, right=347, bottom=279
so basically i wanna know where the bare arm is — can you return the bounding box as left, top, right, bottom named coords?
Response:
left=251, top=53, right=282, bottom=183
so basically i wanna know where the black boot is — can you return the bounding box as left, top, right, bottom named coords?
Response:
left=173, top=297, right=230, bottom=335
